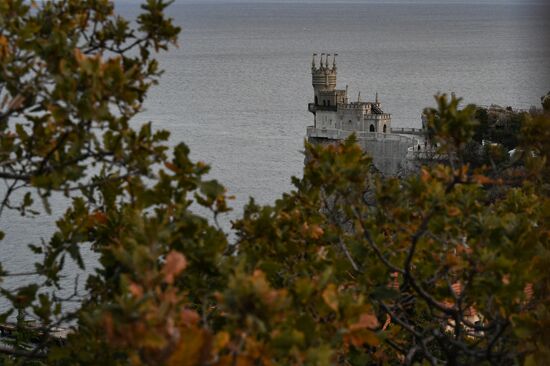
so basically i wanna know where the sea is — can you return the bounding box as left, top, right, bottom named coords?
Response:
left=1, top=1, right=549, bottom=311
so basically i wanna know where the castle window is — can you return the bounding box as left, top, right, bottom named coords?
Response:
left=370, top=124, right=375, bottom=132
left=327, top=100, right=331, bottom=106
left=323, top=100, right=326, bottom=106
left=315, top=96, right=318, bottom=106
left=383, top=124, right=387, bottom=133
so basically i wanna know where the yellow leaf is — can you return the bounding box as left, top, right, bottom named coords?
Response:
left=445, top=253, right=460, bottom=266
left=322, top=284, right=339, bottom=312
left=74, top=48, right=85, bottom=63
left=363, top=330, right=381, bottom=347
left=524, top=355, right=537, bottom=366
left=213, top=331, right=230, bottom=354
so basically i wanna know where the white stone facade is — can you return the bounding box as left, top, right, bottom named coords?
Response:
left=307, top=54, right=415, bottom=176
left=308, top=53, right=391, bottom=134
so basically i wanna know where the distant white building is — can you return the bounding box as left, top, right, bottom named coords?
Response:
left=308, top=53, right=391, bottom=134
left=306, top=53, right=415, bottom=176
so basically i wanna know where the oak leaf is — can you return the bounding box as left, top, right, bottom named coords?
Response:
left=322, top=284, right=339, bottom=312
left=163, top=251, right=187, bottom=284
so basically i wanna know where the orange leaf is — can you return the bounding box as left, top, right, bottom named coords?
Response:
left=89, top=211, right=107, bottom=225
left=164, top=162, right=178, bottom=172
left=421, top=168, right=430, bottom=182
left=350, top=330, right=380, bottom=347
left=215, top=355, right=256, bottom=366
left=472, top=174, right=494, bottom=185
left=128, top=283, right=143, bottom=298
left=350, top=313, right=379, bottom=331
left=310, top=224, right=324, bottom=239
left=447, top=207, right=461, bottom=217
left=166, top=326, right=208, bottom=366
left=180, top=308, right=200, bottom=327
left=451, top=282, right=462, bottom=296
left=163, top=251, right=187, bottom=284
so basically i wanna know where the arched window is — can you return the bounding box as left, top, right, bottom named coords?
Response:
left=315, top=96, right=318, bottom=106
left=327, top=100, right=331, bottom=106
left=383, top=124, right=387, bottom=133
left=323, top=100, right=326, bottom=106
left=370, top=124, right=375, bottom=132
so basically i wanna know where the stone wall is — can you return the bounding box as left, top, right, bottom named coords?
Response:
left=308, top=134, right=414, bottom=176
left=359, top=138, right=411, bottom=176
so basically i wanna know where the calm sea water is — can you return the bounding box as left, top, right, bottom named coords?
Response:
left=135, top=1, right=549, bottom=219
left=1, top=2, right=548, bottom=309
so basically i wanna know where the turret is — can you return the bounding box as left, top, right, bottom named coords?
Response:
left=311, top=51, right=337, bottom=105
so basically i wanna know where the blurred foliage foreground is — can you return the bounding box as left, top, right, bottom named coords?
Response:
left=0, top=1, right=549, bottom=365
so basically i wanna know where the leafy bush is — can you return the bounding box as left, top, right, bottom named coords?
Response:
left=0, top=1, right=549, bottom=365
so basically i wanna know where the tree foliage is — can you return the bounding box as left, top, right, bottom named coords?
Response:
left=1, top=1, right=549, bottom=365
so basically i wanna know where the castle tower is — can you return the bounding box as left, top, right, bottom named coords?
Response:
left=311, top=53, right=337, bottom=106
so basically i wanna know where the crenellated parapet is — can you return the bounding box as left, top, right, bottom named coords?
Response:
left=311, top=53, right=338, bottom=97
left=311, top=52, right=337, bottom=73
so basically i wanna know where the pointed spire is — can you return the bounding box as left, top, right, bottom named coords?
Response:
left=332, top=53, right=338, bottom=70
left=320, top=53, right=325, bottom=69
left=345, top=85, right=349, bottom=104
left=357, top=91, right=361, bottom=103
left=312, top=53, right=317, bottom=69
left=375, top=92, right=379, bottom=104
left=325, top=53, right=330, bottom=68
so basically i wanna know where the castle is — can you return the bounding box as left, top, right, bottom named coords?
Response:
left=306, top=53, right=418, bottom=176
left=308, top=53, right=392, bottom=134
